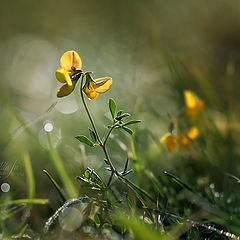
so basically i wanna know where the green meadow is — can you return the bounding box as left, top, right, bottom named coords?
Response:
left=0, top=0, right=240, bottom=239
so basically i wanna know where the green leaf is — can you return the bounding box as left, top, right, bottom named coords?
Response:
left=94, top=214, right=101, bottom=225
left=85, top=170, right=91, bottom=179
left=89, top=128, right=97, bottom=143
left=23, top=152, right=35, bottom=199
left=75, top=135, right=94, bottom=147
left=104, top=159, right=110, bottom=165
left=115, top=113, right=131, bottom=121
left=76, top=176, right=89, bottom=183
left=43, top=170, right=67, bottom=202
left=122, top=126, right=133, bottom=135
left=164, top=171, right=195, bottom=193
left=0, top=199, right=49, bottom=206
left=117, top=110, right=123, bottom=117
left=122, top=120, right=141, bottom=127
left=109, top=98, right=116, bottom=118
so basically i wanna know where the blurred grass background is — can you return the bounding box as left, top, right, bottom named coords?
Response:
left=1, top=0, right=240, bottom=238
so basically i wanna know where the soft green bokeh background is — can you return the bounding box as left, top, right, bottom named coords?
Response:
left=1, top=0, right=240, bottom=237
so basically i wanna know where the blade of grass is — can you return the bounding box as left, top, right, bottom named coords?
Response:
left=164, top=171, right=195, bottom=193
left=2, top=204, right=26, bottom=220
left=0, top=198, right=49, bottom=206
left=23, top=152, right=35, bottom=199
left=118, top=214, right=170, bottom=240
left=47, top=133, right=78, bottom=198
left=43, top=170, right=67, bottom=202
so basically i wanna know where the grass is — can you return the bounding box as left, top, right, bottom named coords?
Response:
left=1, top=56, right=240, bottom=240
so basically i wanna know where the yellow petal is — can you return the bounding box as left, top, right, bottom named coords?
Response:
left=160, top=133, right=172, bottom=143
left=57, top=83, right=75, bottom=98
left=56, top=68, right=73, bottom=87
left=94, top=77, right=112, bottom=93
left=60, top=50, right=82, bottom=71
left=185, top=101, right=204, bottom=118
left=166, top=135, right=176, bottom=151
left=178, top=134, right=190, bottom=147
left=187, top=126, right=199, bottom=139
left=83, top=82, right=99, bottom=99
left=178, top=126, right=199, bottom=147
left=184, top=90, right=198, bottom=109
left=160, top=133, right=176, bottom=151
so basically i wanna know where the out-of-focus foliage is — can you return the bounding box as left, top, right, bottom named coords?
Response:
left=1, top=0, right=240, bottom=239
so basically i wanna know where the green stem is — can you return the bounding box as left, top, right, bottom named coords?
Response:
left=79, top=76, right=116, bottom=174
left=104, top=126, right=115, bottom=146
left=80, top=76, right=102, bottom=144
left=79, top=75, right=153, bottom=202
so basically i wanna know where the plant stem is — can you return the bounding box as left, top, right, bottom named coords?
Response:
left=80, top=76, right=102, bottom=144
left=79, top=76, right=153, bottom=201
left=104, top=126, right=115, bottom=146
left=79, top=76, right=116, bottom=175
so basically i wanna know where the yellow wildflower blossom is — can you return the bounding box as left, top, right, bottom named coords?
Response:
left=161, top=126, right=199, bottom=151
left=160, top=133, right=176, bottom=152
left=56, top=50, right=82, bottom=98
left=184, top=90, right=204, bottom=118
left=178, top=126, right=199, bottom=147
left=83, top=77, right=112, bottom=100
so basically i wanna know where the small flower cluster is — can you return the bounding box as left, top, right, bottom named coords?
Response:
left=161, top=90, right=204, bottom=151
left=55, top=50, right=112, bottom=99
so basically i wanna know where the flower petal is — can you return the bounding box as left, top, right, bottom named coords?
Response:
left=83, top=82, right=99, bottom=99
left=166, top=135, right=176, bottom=151
left=94, top=77, right=112, bottom=93
left=178, top=134, right=190, bottom=147
left=187, top=126, right=199, bottom=139
left=60, top=50, right=82, bottom=71
left=57, top=83, right=75, bottom=98
left=160, top=133, right=172, bottom=143
left=160, top=133, right=176, bottom=151
left=184, top=90, right=198, bottom=109
left=56, top=68, right=72, bottom=87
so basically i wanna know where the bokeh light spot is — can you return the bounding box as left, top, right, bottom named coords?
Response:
left=58, top=207, right=83, bottom=231
left=1, top=183, right=10, bottom=192
left=44, top=121, right=54, bottom=132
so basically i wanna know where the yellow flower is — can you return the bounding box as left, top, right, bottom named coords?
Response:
left=56, top=50, right=82, bottom=98
left=184, top=90, right=204, bottom=118
left=178, top=126, right=199, bottom=147
left=83, top=77, right=112, bottom=100
left=160, top=126, right=199, bottom=151
left=160, top=133, right=176, bottom=152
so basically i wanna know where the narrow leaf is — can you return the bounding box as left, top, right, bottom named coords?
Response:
left=85, top=170, right=91, bottom=179
left=123, top=158, right=129, bottom=173
left=76, top=176, right=89, bottom=183
left=88, top=128, right=97, bottom=143
left=115, top=113, right=131, bottom=121
left=164, top=171, right=195, bottom=193
left=109, top=98, right=116, bottom=118
left=117, top=110, right=123, bottom=117
left=0, top=199, right=49, bottom=206
left=75, top=135, right=94, bottom=147
left=122, top=120, right=141, bottom=127
left=122, top=126, right=133, bottom=135
left=104, top=159, right=110, bottom=165
left=43, top=170, right=67, bottom=202
left=23, top=152, right=35, bottom=199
